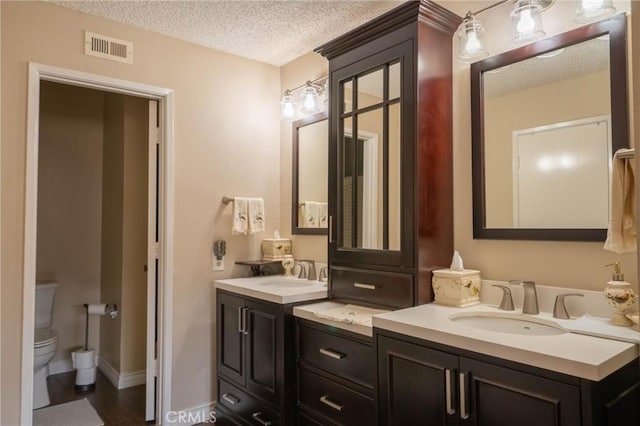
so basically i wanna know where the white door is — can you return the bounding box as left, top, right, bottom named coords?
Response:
left=146, top=100, right=159, bottom=421
left=513, top=116, right=610, bottom=228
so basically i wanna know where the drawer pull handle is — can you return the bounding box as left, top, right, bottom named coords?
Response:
left=222, top=393, right=239, bottom=406
left=251, top=412, right=272, bottom=426
left=354, top=282, right=377, bottom=290
left=319, top=348, right=346, bottom=360
left=320, top=395, right=344, bottom=412
left=445, top=368, right=455, bottom=415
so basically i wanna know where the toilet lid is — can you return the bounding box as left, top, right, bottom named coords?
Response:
left=34, top=328, right=58, bottom=348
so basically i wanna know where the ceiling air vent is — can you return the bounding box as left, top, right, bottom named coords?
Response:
left=84, top=31, right=133, bottom=64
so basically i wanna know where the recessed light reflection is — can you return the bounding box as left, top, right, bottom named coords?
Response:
left=536, top=48, right=565, bottom=59
left=536, top=154, right=577, bottom=172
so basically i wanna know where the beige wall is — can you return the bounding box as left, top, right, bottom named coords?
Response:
left=100, top=94, right=125, bottom=372
left=120, top=95, right=148, bottom=373
left=280, top=52, right=328, bottom=261
left=1, top=1, right=281, bottom=422
left=37, top=82, right=104, bottom=362
left=452, top=0, right=637, bottom=291
left=485, top=70, right=610, bottom=227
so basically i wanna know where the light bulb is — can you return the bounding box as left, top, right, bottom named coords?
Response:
left=466, top=31, right=482, bottom=52
left=576, top=0, right=615, bottom=22
left=280, top=91, right=297, bottom=120
left=582, top=0, right=604, bottom=11
left=517, top=9, right=536, bottom=34
left=299, top=84, right=320, bottom=114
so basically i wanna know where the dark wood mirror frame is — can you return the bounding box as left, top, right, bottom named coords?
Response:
left=471, top=14, right=629, bottom=241
left=291, top=111, right=329, bottom=235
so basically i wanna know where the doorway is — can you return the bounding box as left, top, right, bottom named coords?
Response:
left=22, top=63, right=174, bottom=426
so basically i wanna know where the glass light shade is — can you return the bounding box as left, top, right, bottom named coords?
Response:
left=457, top=15, right=489, bottom=63
left=300, top=84, right=320, bottom=114
left=322, top=80, right=329, bottom=108
left=280, top=91, right=297, bottom=120
left=511, top=1, right=545, bottom=43
left=575, top=0, right=616, bottom=23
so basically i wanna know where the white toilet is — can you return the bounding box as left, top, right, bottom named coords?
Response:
left=33, top=282, right=59, bottom=409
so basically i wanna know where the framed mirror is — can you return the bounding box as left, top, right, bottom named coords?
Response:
left=471, top=15, right=629, bottom=241
left=292, top=112, right=328, bottom=235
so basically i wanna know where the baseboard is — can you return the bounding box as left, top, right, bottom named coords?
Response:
left=47, top=359, right=74, bottom=376
left=165, top=401, right=217, bottom=425
left=97, top=356, right=145, bottom=390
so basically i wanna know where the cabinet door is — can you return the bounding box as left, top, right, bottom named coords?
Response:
left=245, top=299, right=281, bottom=405
left=217, top=292, right=245, bottom=386
left=460, top=357, right=581, bottom=426
left=378, top=335, right=459, bottom=426
left=329, top=39, right=415, bottom=268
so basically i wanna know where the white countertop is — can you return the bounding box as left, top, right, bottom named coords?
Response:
left=214, top=275, right=328, bottom=304
left=373, top=303, right=639, bottom=381
left=294, top=301, right=385, bottom=337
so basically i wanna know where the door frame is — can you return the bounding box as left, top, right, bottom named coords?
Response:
left=21, top=63, right=175, bottom=425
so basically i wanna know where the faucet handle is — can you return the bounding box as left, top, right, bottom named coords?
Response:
left=318, top=266, right=328, bottom=282
left=553, top=293, right=584, bottom=319
left=492, top=285, right=515, bottom=311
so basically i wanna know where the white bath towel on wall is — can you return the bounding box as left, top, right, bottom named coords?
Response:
left=318, top=202, right=329, bottom=228
left=303, top=201, right=319, bottom=227
left=605, top=149, right=636, bottom=253
left=232, top=197, right=250, bottom=235
left=248, top=197, right=265, bottom=234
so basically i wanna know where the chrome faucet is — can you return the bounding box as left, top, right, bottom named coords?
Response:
left=510, top=280, right=539, bottom=314
left=297, top=259, right=316, bottom=281
left=294, top=262, right=307, bottom=279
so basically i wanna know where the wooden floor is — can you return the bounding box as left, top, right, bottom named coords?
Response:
left=46, top=370, right=148, bottom=425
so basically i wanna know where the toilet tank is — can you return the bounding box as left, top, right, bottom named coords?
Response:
left=35, top=282, right=57, bottom=329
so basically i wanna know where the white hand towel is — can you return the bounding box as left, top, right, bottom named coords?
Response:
left=318, top=202, right=329, bottom=228
left=303, top=201, right=319, bottom=228
left=248, top=197, right=265, bottom=234
left=605, top=149, right=636, bottom=253
left=232, top=197, right=249, bottom=235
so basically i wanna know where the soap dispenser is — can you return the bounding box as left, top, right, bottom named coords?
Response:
left=604, top=262, right=638, bottom=326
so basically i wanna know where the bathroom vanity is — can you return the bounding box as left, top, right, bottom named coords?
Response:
left=214, top=277, right=327, bottom=425
left=373, top=304, right=640, bottom=426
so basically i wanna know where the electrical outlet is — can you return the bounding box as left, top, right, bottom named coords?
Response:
left=213, top=253, right=224, bottom=271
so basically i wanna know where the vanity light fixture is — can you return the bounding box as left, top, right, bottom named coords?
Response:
left=575, top=0, right=616, bottom=23
left=511, top=0, right=546, bottom=43
left=457, top=12, right=489, bottom=63
left=456, top=0, right=555, bottom=62
left=280, top=76, right=328, bottom=120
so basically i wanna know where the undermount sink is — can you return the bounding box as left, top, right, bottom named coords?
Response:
left=450, top=312, right=567, bottom=336
left=259, top=280, right=315, bottom=288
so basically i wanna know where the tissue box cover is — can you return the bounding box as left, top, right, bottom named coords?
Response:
left=262, top=238, right=292, bottom=260
left=432, top=269, right=481, bottom=307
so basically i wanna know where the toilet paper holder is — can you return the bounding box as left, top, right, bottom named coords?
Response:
left=82, top=303, right=118, bottom=350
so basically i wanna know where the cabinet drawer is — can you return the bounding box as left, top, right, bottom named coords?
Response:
left=298, top=367, right=374, bottom=426
left=331, top=266, right=414, bottom=309
left=298, top=324, right=373, bottom=388
left=218, top=379, right=279, bottom=426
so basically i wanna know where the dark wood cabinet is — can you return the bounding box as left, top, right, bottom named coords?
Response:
left=377, top=329, right=640, bottom=426
left=296, top=319, right=374, bottom=426
left=216, top=290, right=300, bottom=425
left=316, top=0, right=461, bottom=306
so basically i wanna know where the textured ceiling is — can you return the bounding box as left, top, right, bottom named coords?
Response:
left=47, top=1, right=488, bottom=66
left=484, top=36, right=610, bottom=98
